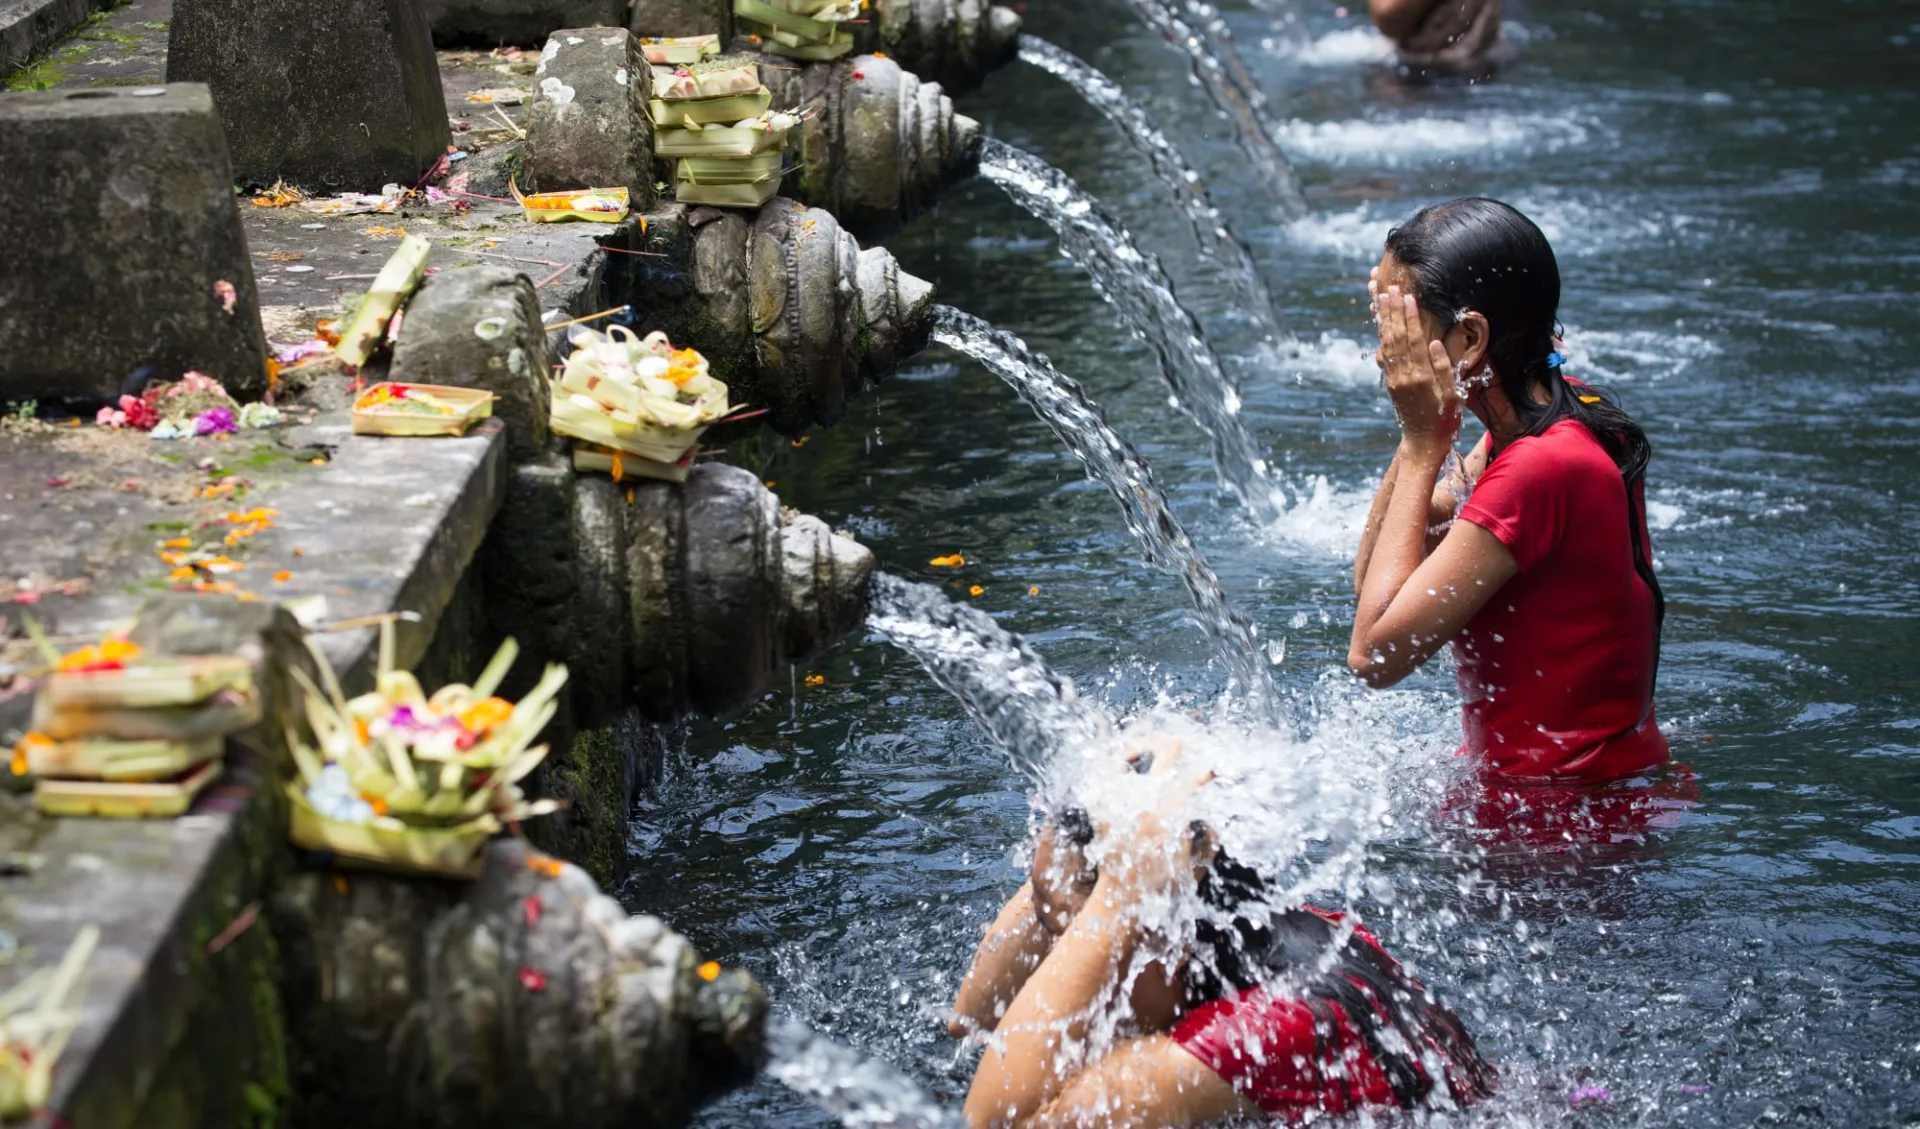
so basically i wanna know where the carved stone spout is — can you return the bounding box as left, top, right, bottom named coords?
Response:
left=273, top=839, right=766, bottom=1129
left=620, top=463, right=873, bottom=719
left=621, top=198, right=934, bottom=432
left=863, top=0, right=1020, bottom=93
left=760, top=54, right=980, bottom=235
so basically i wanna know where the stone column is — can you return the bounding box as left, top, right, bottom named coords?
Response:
left=760, top=54, right=981, bottom=236
left=390, top=267, right=554, bottom=460
left=522, top=28, right=657, bottom=205
left=0, top=84, right=269, bottom=405
left=168, top=0, right=451, bottom=191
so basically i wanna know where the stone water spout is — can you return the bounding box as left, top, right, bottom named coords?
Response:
left=620, top=463, right=874, bottom=719
left=759, top=54, right=981, bottom=236
left=856, top=0, right=1021, bottom=93
left=274, top=838, right=766, bottom=1129
left=621, top=198, right=935, bottom=432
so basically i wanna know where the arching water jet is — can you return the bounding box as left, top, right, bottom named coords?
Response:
left=1016, top=35, right=1282, bottom=345
left=1125, top=0, right=1306, bottom=217
left=977, top=140, right=1285, bottom=525
left=928, top=309, right=1279, bottom=717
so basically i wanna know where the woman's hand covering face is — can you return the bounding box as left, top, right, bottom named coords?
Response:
left=1374, top=282, right=1464, bottom=460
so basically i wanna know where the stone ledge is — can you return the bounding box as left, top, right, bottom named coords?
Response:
left=0, top=0, right=98, bottom=79
left=0, top=414, right=507, bottom=1127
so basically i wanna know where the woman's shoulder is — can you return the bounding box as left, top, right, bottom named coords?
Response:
left=1489, top=418, right=1616, bottom=477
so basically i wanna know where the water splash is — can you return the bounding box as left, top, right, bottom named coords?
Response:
left=977, top=140, right=1284, bottom=525
left=1016, top=35, right=1283, bottom=345
left=929, top=309, right=1279, bottom=714
left=1125, top=0, right=1306, bottom=216
left=866, top=570, right=1111, bottom=785
left=766, top=1015, right=964, bottom=1129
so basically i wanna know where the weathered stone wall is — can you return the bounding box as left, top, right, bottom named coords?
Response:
left=273, top=839, right=765, bottom=1129
left=167, top=0, right=450, bottom=190
left=426, top=0, right=625, bottom=46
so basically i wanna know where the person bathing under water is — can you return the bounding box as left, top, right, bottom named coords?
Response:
left=1349, top=197, right=1669, bottom=785
left=950, top=743, right=1493, bottom=1127
left=1368, top=0, right=1508, bottom=77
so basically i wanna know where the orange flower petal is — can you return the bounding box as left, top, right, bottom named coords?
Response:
left=929, top=554, right=965, bottom=568
left=969, top=585, right=984, bottom=597
left=697, top=960, right=722, bottom=982
left=273, top=570, right=292, bottom=582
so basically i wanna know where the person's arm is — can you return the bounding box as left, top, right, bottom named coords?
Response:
left=1369, top=0, right=1439, bottom=40
left=1348, top=286, right=1516, bottom=689
left=1353, top=450, right=1400, bottom=597
left=964, top=755, right=1211, bottom=1129
left=950, top=883, right=1057, bottom=1038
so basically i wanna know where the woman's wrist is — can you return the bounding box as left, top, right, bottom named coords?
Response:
left=1396, top=436, right=1454, bottom=471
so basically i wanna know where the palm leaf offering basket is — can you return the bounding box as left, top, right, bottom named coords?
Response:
left=548, top=327, right=731, bottom=477
left=12, top=630, right=259, bottom=818
left=285, top=620, right=567, bottom=879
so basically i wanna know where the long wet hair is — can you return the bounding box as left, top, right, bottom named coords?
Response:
left=1385, top=196, right=1665, bottom=675
left=1190, top=853, right=1497, bottom=1110
left=1051, top=808, right=1493, bottom=1109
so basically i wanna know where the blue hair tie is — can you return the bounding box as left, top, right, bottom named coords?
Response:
left=1546, top=351, right=1566, bottom=369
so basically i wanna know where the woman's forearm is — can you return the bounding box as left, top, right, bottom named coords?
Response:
left=1349, top=441, right=1450, bottom=683
left=951, top=884, right=1056, bottom=1038
left=963, top=885, right=1140, bottom=1129
left=1353, top=451, right=1402, bottom=596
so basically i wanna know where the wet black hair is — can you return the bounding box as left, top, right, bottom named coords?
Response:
left=1385, top=196, right=1665, bottom=682
left=1191, top=852, right=1497, bottom=1110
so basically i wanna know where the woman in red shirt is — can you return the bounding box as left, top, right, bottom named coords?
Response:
left=1348, top=197, right=1669, bottom=784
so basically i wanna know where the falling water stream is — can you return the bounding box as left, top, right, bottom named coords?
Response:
left=1123, top=0, right=1305, bottom=216
left=930, top=307, right=1277, bottom=713
left=864, top=569, right=1111, bottom=783
left=1016, top=35, right=1282, bottom=345
left=978, top=139, right=1284, bottom=524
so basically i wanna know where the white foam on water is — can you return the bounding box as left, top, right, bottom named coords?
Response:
left=1284, top=201, right=1396, bottom=257
left=1267, top=25, right=1396, bottom=67
left=1276, top=113, right=1592, bottom=168
left=1560, top=325, right=1723, bottom=384
left=1262, top=473, right=1379, bottom=558
left=1262, top=330, right=1381, bottom=388
left=1645, top=499, right=1684, bottom=531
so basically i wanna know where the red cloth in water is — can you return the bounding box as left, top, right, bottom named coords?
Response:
left=1169, top=912, right=1415, bottom=1120
left=1455, top=418, right=1669, bottom=782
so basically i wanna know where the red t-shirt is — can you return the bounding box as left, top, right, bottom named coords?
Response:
left=1454, top=419, right=1669, bottom=782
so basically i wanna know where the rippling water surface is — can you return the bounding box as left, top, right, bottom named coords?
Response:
left=622, top=3, right=1920, bottom=1124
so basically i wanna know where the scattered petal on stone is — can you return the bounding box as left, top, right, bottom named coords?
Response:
left=527, top=855, right=565, bottom=878
left=523, top=894, right=543, bottom=929
left=518, top=966, right=548, bottom=992
left=273, top=571, right=292, bottom=582
left=929, top=554, right=964, bottom=567
left=45, top=476, right=69, bottom=488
